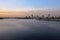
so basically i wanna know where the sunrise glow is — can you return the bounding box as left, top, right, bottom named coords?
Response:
left=0, top=0, right=60, bottom=17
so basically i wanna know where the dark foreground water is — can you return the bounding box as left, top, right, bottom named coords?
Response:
left=0, top=19, right=60, bottom=40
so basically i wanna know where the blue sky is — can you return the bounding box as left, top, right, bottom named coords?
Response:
left=0, top=0, right=60, bottom=10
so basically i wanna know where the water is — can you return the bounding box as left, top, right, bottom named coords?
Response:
left=0, top=19, right=60, bottom=40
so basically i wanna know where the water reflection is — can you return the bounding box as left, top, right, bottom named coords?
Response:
left=0, top=19, right=60, bottom=40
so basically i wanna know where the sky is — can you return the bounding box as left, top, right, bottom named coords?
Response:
left=0, top=0, right=60, bottom=17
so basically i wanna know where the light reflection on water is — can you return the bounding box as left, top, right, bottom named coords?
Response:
left=0, top=19, right=60, bottom=40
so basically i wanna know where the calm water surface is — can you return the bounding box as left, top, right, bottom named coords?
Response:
left=0, top=19, right=60, bottom=40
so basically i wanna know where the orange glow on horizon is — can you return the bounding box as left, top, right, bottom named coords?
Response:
left=0, top=11, right=30, bottom=17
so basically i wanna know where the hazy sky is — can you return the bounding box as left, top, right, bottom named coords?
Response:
left=0, top=0, right=60, bottom=17
left=0, top=0, right=60, bottom=10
